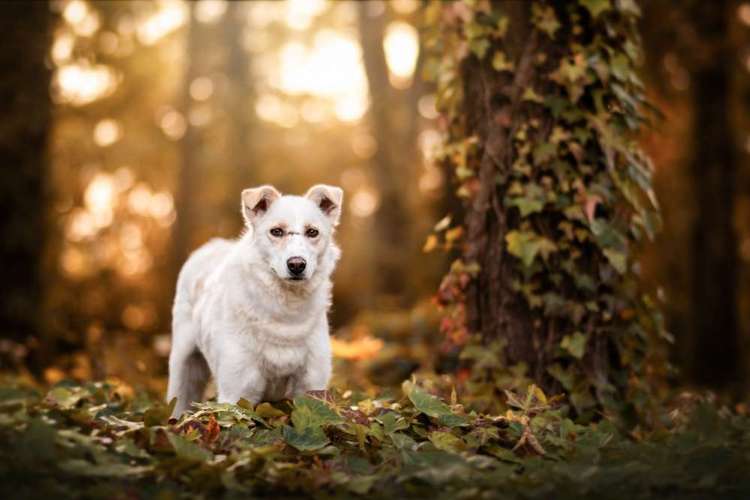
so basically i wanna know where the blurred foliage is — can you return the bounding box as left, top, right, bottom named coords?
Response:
left=2, top=378, right=750, bottom=498
left=424, top=0, right=670, bottom=420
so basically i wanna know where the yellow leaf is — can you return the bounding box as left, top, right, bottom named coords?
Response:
left=423, top=234, right=439, bottom=253
left=531, top=384, right=548, bottom=405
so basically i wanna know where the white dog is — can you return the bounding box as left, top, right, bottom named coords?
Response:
left=167, top=184, right=342, bottom=416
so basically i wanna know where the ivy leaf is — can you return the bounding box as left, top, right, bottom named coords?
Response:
left=522, top=88, right=544, bottom=104
left=292, top=395, right=343, bottom=430
left=532, top=142, right=557, bottom=165
left=492, top=51, right=514, bottom=72
left=507, top=183, right=546, bottom=217
left=603, top=248, right=627, bottom=274
left=618, top=0, right=641, bottom=17
left=282, top=425, right=329, bottom=451
left=403, top=381, right=468, bottom=427
left=581, top=0, right=611, bottom=18
left=531, top=4, right=560, bottom=38
left=548, top=364, right=576, bottom=391
left=429, top=431, right=466, bottom=453
left=561, top=332, right=588, bottom=359
left=508, top=197, right=544, bottom=218
left=505, top=230, right=557, bottom=268
left=469, top=38, right=490, bottom=59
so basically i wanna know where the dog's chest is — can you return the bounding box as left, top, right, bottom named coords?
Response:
left=258, top=340, right=307, bottom=377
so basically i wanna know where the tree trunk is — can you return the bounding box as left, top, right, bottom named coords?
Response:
left=0, top=1, right=52, bottom=370
left=172, top=3, right=202, bottom=286
left=432, top=0, right=663, bottom=416
left=462, top=2, right=542, bottom=378
left=357, top=1, right=411, bottom=303
left=223, top=1, right=256, bottom=232
left=688, top=1, right=739, bottom=390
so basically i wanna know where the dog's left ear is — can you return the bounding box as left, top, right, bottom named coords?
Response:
left=242, top=185, right=281, bottom=226
left=305, top=184, right=343, bottom=226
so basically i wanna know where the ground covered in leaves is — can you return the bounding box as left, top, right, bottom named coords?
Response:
left=1, top=379, right=749, bottom=499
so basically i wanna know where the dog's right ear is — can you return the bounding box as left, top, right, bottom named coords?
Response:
left=241, top=185, right=281, bottom=226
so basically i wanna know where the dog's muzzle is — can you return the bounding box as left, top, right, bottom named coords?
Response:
left=286, top=256, right=306, bottom=280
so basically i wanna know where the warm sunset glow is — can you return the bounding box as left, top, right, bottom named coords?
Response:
left=194, top=0, right=227, bottom=24
left=383, top=21, right=419, bottom=88
left=331, top=335, right=384, bottom=360
left=84, top=172, right=116, bottom=228
left=274, top=30, right=369, bottom=123
left=55, top=63, right=118, bottom=105
left=51, top=33, right=75, bottom=64
left=285, top=0, right=326, bottom=30
left=137, top=0, right=187, bottom=46
left=350, top=187, right=380, bottom=218
left=63, top=0, right=88, bottom=26
left=159, top=109, right=187, bottom=140
left=93, top=119, right=122, bottom=147
left=189, top=76, right=214, bottom=101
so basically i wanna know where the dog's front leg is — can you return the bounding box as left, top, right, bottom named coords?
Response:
left=215, top=357, right=265, bottom=406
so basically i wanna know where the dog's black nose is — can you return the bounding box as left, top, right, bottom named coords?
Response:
left=287, top=257, right=306, bottom=276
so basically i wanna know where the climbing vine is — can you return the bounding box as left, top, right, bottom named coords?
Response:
left=424, top=0, right=668, bottom=422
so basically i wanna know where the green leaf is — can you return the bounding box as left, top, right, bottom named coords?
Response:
left=531, top=4, right=560, bottom=37
left=522, top=87, right=544, bottom=104
left=603, top=248, right=627, bottom=274
left=403, top=382, right=468, bottom=427
left=377, top=411, right=409, bottom=434
left=282, top=424, right=329, bottom=451
left=505, top=230, right=557, bottom=268
left=507, top=182, right=548, bottom=217
left=532, top=142, right=557, bottom=165
left=561, top=332, right=588, bottom=359
left=46, top=387, right=83, bottom=410
left=548, top=364, right=576, bottom=391
left=291, top=395, right=343, bottom=430
left=469, top=38, right=490, bottom=59
left=581, top=0, right=611, bottom=18
left=167, top=433, right=212, bottom=462
left=428, top=431, right=466, bottom=453
left=492, top=51, right=514, bottom=72
left=60, top=460, right=153, bottom=477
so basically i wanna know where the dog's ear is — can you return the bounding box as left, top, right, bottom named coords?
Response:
left=305, top=184, right=343, bottom=226
left=241, top=185, right=281, bottom=226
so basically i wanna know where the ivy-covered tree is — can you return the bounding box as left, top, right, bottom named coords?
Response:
left=427, top=0, right=666, bottom=419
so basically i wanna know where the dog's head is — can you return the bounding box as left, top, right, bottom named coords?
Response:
left=241, top=184, right=343, bottom=284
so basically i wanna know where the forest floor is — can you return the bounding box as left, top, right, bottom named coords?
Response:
left=0, top=378, right=749, bottom=499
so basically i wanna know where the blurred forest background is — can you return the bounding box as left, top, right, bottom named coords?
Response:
left=1, top=0, right=749, bottom=401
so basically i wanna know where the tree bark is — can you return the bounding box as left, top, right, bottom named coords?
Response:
left=171, top=3, right=202, bottom=286
left=223, top=1, right=256, bottom=232
left=687, top=1, right=740, bottom=390
left=357, top=1, right=412, bottom=303
left=0, top=1, right=52, bottom=370
left=462, top=3, right=548, bottom=381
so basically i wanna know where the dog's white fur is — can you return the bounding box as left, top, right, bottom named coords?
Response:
left=167, top=184, right=342, bottom=416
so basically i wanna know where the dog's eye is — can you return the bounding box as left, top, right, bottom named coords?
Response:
left=305, top=228, right=319, bottom=238
left=270, top=228, right=284, bottom=237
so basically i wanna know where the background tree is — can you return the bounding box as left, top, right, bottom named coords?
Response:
left=428, top=0, right=666, bottom=419
left=357, top=1, right=416, bottom=306
left=0, top=1, right=52, bottom=372
left=172, top=2, right=203, bottom=287
left=640, top=0, right=744, bottom=394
